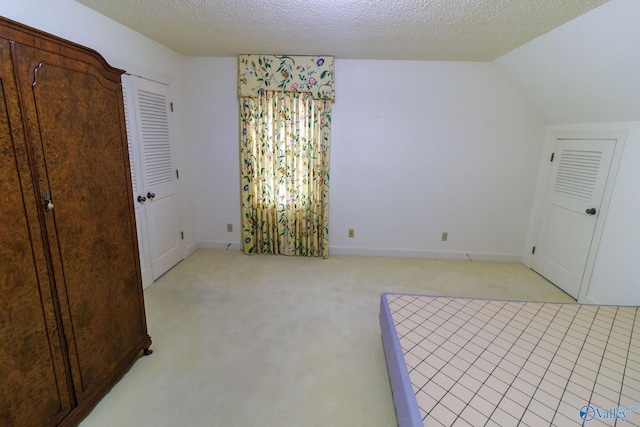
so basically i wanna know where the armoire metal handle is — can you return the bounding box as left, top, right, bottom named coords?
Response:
left=42, top=190, right=54, bottom=212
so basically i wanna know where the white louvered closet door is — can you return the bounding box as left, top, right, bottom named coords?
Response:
left=123, top=75, right=182, bottom=283
left=532, top=139, right=615, bottom=299
left=122, top=75, right=153, bottom=289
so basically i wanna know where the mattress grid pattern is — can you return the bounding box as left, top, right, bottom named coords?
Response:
left=384, top=294, right=640, bottom=426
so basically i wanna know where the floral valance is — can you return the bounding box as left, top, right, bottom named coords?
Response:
left=238, top=54, right=335, bottom=101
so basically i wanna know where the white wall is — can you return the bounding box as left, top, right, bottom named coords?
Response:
left=494, top=0, right=640, bottom=124
left=587, top=123, right=640, bottom=304
left=0, top=0, right=198, bottom=255
left=185, top=57, right=241, bottom=248
left=496, top=0, right=640, bottom=305
left=331, top=60, right=546, bottom=260
left=187, top=57, right=547, bottom=261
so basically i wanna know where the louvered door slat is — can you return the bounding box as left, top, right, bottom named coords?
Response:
left=554, top=150, right=603, bottom=202
left=138, top=90, right=173, bottom=187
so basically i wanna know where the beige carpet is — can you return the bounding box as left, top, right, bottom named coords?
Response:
left=79, top=249, right=573, bottom=427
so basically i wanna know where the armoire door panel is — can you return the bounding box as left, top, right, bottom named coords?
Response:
left=0, top=44, right=73, bottom=426
left=11, top=42, right=149, bottom=402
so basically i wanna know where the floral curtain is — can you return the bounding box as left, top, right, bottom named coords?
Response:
left=239, top=55, right=334, bottom=101
left=238, top=55, right=334, bottom=257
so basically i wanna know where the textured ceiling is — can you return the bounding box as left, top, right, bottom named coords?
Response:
left=74, top=0, right=608, bottom=61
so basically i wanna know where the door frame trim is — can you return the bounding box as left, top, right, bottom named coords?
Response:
left=524, top=125, right=627, bottom=303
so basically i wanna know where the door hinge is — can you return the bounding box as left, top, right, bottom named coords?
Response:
left=181, top=231, right=184, bottom=240
left=176, top=169, right=179, bottom=179
left=170, top=102, right=174, bottom=112
left=532, top=246, right=536, bottom=254
left=550, top=153, right=555, bottom=162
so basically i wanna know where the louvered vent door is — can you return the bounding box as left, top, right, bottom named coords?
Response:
left=129, top=76, right=182, bottom=281
left=122, top=75, right=153, bottom=288
left=139, top=89, right=174, bottom=189
left=554, top=150, right=605, bottom=203
left=532, top=139, right=616, bottom=299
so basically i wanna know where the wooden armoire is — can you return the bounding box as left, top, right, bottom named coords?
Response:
left=0, top=16, right=151, bottom=427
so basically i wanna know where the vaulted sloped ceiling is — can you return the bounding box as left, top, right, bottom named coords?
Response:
left=75, top=0, right=608, bottom=61
left=495, top=0, right=640, bottom=123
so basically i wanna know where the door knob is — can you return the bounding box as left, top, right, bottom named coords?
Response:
left=137, top=195, right=146, bottom=204
left=147, top=192, right=156, bottom=200
left=586, top=208, right=597, bottom=215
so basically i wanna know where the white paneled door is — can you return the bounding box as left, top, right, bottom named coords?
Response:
left=122, top=75, right=182, bottom=286
left=532, top=139, right=615, bottom=299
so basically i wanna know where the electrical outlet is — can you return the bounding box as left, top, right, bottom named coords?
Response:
left=441, top=232, right=448, bottom=242
left=348, top=228, right=355, bottom=238
left=227, top=223, right=233, bottom=232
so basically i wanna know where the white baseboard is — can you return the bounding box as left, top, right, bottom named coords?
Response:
left=198, top=240, right=243, bottom=251
left=578, top=295, right=600, bottom=305
left=195, top=241, right=522, bottom=263
left=185, top=241, right=200, bottom=257
left=328, top=245, right=522, bottom=263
